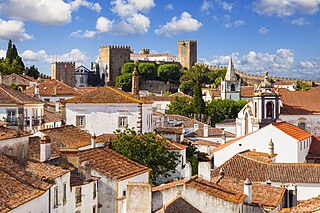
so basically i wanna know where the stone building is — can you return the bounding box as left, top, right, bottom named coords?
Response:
left=51, top=62, right=75, bottom=87
left=221, top=57, right=241, bottom=100
left=99, top=45, right=131, bottom=86
left=177, top=40, right=197, bottom=69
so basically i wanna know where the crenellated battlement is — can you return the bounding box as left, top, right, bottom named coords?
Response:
left=52, top=62, right=75, bottom=65
left=100, top=45, right=131, bottom=49
left=178, top=40, right=197, bottom=43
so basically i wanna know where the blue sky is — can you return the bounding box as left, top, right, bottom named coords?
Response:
left=0, top=0, right=320, bottom=80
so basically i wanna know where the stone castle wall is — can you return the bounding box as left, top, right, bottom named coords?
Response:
left=51, top=62, right=75, bottom=87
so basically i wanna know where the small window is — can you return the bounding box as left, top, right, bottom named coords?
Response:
left=122, top=190, right=126, bottom=197
left=63, top=183, right=67, bottom=205
left=44, top=98, right=50, bottom=102
left=75, top=187, right=82, bottom=206
left=76, top=116, right=85, bottom=127
left=93, top=205, right=97, bottom=213
left=118, top=116, right=128, bottom=128
left=230, top=83, right=236, bottom=91
left=6, top=109, right=16, bottom=124
left=93, top=181, right=97, bottom=199
left=54, top=186, right=58, bottom=208
left=300, top=142, right=302, bottom=151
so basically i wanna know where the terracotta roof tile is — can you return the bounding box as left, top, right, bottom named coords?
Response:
left=96, top=133, right=117, bottom=143
left=0, top=126, right=29, bottom=141
left=162, top=197, right=201, bottom=213
left=279, top=195, right=320, bottom=212
left=306, top=136, right=320, bottom=160
left=40, top=125, right=93, bottom=149
left=74, top=87, right=98, bottom=94
left=77, top=147, right=151, bottom=180
left=155, top=127, right=184, bottom=135
left=214, top=150, right=320, bottom=184
left=0, top=155, right=68, bottom=212
left=212, top=133, right=251, bottom=153
left=152, top=178, right=188, bottom=192
left=28, top=136, right=60, bottom=161
left=43, top=108, right=62, bottom=123
left=272, top=121, right=312, bottom=141
left=64, top=86, right=151, bottom=104
left=190, top=139, right=221, bottom=147
left=240, top=86, right=255, bottom=97
left=279, top=90, right=320, bottom=115
left=186, top=127, right=235, bottom=138
left=23, top=79, right=81, bottom=97
left=0, top=84, right=42, bottom=104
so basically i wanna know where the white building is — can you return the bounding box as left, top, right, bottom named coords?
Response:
left=212, top=121, right=313, bottom=168
left=23, top=79, right=81, bottom=103
left=65, top=86, right=153, bottom=135
left=130, top=49, right=177, bottom=62
left=274, top=81, right=297, bottom=91
left=221, top=57, right=241, bottom=100
left=215, top=150, right=320, bottom=201
left=0, top=81, right=44, bottom=132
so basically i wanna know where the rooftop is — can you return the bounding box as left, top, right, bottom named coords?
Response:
left=272, top=121, right=312, bottom=141
left=279, top=195, right=320, bottom=213
left=23, top=79, right=81, bottom=97
left=159, top=197, right=201, bottom=213
left=0, top=83, right=42, bottom=104
left=185, top=127, right=235, bottom=138
left=43, top=108, right=62, bottom=123
left=306, top=136, right=320, bottom=160
left=77, top=147, right=151, bottom=181
left=240, top=86, right=255, bottom=97
left=155, top=126, right=184, bottom=135
left=0, top=126, right=30, bottom=141
left=214, top=150, right=320, bottom=184
left=64, top=86, right=152, bottom=104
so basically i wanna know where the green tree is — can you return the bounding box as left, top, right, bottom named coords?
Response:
left=120, top=62, right=137, bottom=74
left=9, top=83, right=21, bottom=91
left=206, top=99, right=247, bottom=125
left=116, top=73, right=132, bottom=92
left=138, top=62, right=157, bottom=80
left=166, top=97, right=194, bottom=117
left=26, top=65, right=40, bottom=79
left=192, top=82, right=205, bottom=121
left=1, top=40, right=25, bottom=74
left=179, top=80, right=195, bottom=95
left=157, top=64, right=181, bottom=83
left=295, top=80, right=313, bottom=91
left=110, top=129, right=180, bottom=185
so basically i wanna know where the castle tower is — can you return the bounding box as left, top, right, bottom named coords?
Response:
left=132, top=66, right=139, bottom=97
left=51, top=62, right=75, bottom=87
left=221, top=57, right=241, bottom=100
left=99, top=45, right=131, bottom=86
left=177, top=40, right=197, bottom=69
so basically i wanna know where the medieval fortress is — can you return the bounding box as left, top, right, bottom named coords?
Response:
left=51, top=40, right=318, bottom=87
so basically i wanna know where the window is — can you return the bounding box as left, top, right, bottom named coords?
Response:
left=63, top=183, right=67, bottom=205
left=300, top=142, right=302, bottom=151
left=254, top=102, right=257, bottom=118
left=118, top=116, right=128, bottom=128
left=230, top=83, right=235, bottom=91
left=54, top=186, right=58, bottom=208
left=75, top=187, right=82, bottom=206
left=93, top=205, right=97, bottom=213
left=93, top=181, right=97, bottom=199
left=76, top=116, right=85, bottom=127
left=122, top=190, right=126, bottom=197
left=6, top=109, right=16, bottom=123
left=266, top=102, right=274, bottom=118
left=44, top=98, right=50, bottom=102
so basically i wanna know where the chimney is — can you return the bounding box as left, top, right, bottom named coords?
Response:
left=126, top=183, right=152, bottom=213
left=194, top=123, right=199, bottom=132
left=221, top=128, right=226, bottom=144
left=40, top=135, right=51, bottom=162
left=53, top=83, right=57, bottom=96
left=198, top=161, right=211, bottom=181
left=244, top=178, right=252, bottom=204
left=203, top=124, right=209, bottom=138
left=131, top=66, right=139, bottom=97
left=268, top=139, right=274, bottom=155
left=266, top=180, right=272, bottom=186
left=80, top=161, right=91, bottom=181
left=34, top=85, right=40, bottom=98
left=0, top=72, right=2, bottom=84
left=55, top=101, right=60, bottom=112
left=91, top=134, right=96, bottom=148
left=184, top=162, right=192, bottom=180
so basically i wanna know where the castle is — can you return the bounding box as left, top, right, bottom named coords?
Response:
left=51, top=62, right=75, bottom=87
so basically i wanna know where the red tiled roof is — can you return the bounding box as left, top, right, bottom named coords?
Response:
left=279, top=195, right=320, bottom=212
left=23, top=79, right=81, bottom=97
left=212, top=133, right=251, bottom=153
left=272, top=121, right=312, bottom=141
left=64, top=86, right=152, bottom=104
left=214, top=150, right=320, bottom=184
left=0, top=84, right=42, bottom=104
left=186, top=127, right=235, bottom=138
left=155, top=127, right=184, bottom=135
left=306, top=136, right=320, bottom=160
left=161, top=197, right=201, bottom=213
left=0, top=126, right=30, bottom=141
left=77, top=147, right=151, bottom=181
left=240, top=86, right=255, bottom=97
left=280, top=90, right=320, bottom=115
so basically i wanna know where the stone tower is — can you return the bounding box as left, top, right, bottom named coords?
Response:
left=99, top=45, right=131, bottom=86
left=51, top=62, right=75, bottom=87
left=221, top=57, right=241, bottom=100
left=177, top=40, right=197, bottom=69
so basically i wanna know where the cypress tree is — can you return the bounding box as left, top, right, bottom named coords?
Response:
left=192, top=82, right=205, bottom=121
left=6, top=40, right=13, bottom=63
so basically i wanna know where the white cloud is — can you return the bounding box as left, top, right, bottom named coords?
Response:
left=300, top=60, right=315, bottom=69
left=258, top=26, right=269, bottom=34
left=0, top=19, right=33, bottom=41
left=0, top=49, right=6, bottom=58
left=252, top=0, right=320, bottom=17
left=216, top=0, right=233, bottom=11
left=96, top=17, right=114, bottom=32
left=291, top=18, right=310, bottom=25
left=70, top=30, right=83, bottom=38
left=111, top=0, right=155, bottom=18
left=201, top=0, right=212, bottom=12
left=0, top=0, right=101, bottom=25
left=165, top=3, right=173, bottom=10
left=21, top=50, right=48, bottom=62
left=155, top=12, right=202, bottom=36
left=82, top=30, right=99, bottom=38
left=69, top=0, right=101, bottom=12
left=224, top=19, right=246, bottom=28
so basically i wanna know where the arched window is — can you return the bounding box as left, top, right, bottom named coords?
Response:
left=231, top=83, right=235, bottom=91
left=266, top=102, right=274, bottom=118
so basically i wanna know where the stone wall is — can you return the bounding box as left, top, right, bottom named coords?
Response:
left=178, top=40, right=197, bottom=69
left=51, top=62, right=75, bottom=87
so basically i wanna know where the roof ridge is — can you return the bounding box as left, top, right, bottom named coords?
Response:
left=0, top=84, right=23, bottom=104
left=106, top=86, right=143, bottom=103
